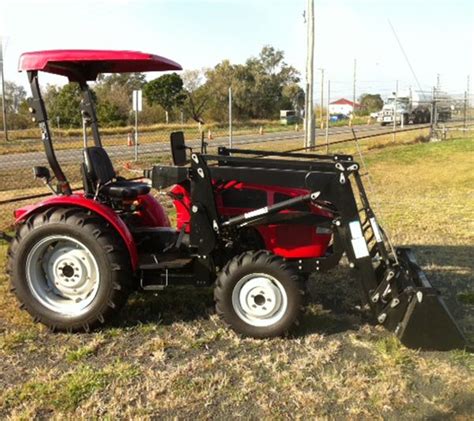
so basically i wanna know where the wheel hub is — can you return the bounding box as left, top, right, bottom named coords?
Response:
left=26, top=235, right=100, bottom=316
left=48, top=247, right=97, bottom=301
left=232, top=274, right=288, bottom=327
left=239, top=277, right=281, bottom=319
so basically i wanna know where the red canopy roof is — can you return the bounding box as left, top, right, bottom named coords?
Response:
left=18, top=49, right=182, bottom=81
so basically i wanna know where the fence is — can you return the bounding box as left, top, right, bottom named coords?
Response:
left=0, top=120, right=301, bottom=230
left=0, top=114, right=472, bottom=232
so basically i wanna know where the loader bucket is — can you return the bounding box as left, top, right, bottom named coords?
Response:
left=379, top=248, right=467, bottom=351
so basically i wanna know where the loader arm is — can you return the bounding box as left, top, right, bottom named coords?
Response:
left=148, top=147, right=467, bottom=351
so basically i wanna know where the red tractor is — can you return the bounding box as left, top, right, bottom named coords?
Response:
left=7, top=50, right=466, bottom=350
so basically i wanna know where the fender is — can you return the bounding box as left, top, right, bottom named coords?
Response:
left=135, top=194, right=171, bottom=228
left=14, top=194, right=138, bottom=270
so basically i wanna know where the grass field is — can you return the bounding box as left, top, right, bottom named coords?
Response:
left=0, top=136, right=473, bottom=419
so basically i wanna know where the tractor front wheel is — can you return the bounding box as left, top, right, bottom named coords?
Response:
left=214, top=251, right=302, bottom=338
left=8, top=207, right=132, bottom=332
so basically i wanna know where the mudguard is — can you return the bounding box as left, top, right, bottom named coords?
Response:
left=14, top=194, right=139, bottom=270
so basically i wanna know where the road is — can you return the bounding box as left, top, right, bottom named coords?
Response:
left=0, top=123, right=431, bottom=170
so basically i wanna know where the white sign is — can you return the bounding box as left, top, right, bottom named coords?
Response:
left=349, top=220, right=369, bottom=259
left=132, top=89, right=142, bottom=112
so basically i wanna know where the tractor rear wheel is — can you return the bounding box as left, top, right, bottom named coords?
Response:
left=7, top=207, right=132, bottom=332
left=214, top=251, right=302, bottom=338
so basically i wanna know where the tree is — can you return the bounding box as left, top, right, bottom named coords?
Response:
left=96, top=99, right=128, bottom=127
left=143, top=73, right=186, bottom=122
left=94, top=73, right=146, bottom=126
left=359, top=93, right=383, bottom=114
left=203, top=60, right=238, bottom=121
left=182, top=69, right=209, bottom=123
left=45, top=83, right=82, bottom=128
left=4, top=81, right=27, bottom=113
left=96, top=73, right=146, bottom=96
left=0, top=81, right=33, bottom=129
left=244, top=46, right=300, bottom=118
left=203, top=46, right=300, bottom=121
left=281, top=83, right=305, bottom=114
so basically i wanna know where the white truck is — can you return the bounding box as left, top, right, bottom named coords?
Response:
left=377, top=90, right=431, bottom=126
left=377, top=90, right=452, bottom=126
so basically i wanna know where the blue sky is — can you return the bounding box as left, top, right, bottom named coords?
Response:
left=1, top=0, right=473, bottom=100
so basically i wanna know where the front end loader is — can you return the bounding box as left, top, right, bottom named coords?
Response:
left=149, top=138, right=467, bottom=350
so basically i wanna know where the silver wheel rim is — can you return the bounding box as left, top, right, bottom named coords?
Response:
left=232, top=273, right=288, bottom=327
left=26, top=235, right=100, bottom=316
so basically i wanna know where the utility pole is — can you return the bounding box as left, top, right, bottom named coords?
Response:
left=325, top=80, right=330, bottom=153
left=132, top=89, right=142, bottom=161
left=436, top=73, right=441, bottom=90
left=318, top=68, right=324, bottom=129
left=467, top=75, right=470, bottom=123
left=228, top=86, right=233, bottom=148
left=304, top=0, right=315, bottom=149
left=0, top=37, right=7, bottom=142
left=352, top=58, right=357, bottom=118
left=463, top=91, right=467, bottom=129
left=393, top=80, right=398, bottom=142
left=430, top=86, right=437, bottom=139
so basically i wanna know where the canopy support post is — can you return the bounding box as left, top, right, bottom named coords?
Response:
left=27, top=71, right=72, bottom=195
left=79, top=81, right=102, bottom=148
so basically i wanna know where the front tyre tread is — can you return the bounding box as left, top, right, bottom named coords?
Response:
left=215, top=251, right=302, bottom=338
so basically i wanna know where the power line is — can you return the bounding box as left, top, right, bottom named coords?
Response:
left=353, top=58, right=357, bottom=110
left=388, top=19, right=425, bottom=94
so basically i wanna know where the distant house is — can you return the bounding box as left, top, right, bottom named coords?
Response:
left=328, top=98, right=362, bottom=116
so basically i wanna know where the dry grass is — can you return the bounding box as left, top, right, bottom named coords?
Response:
left=0, top=134, right=473, bottom=419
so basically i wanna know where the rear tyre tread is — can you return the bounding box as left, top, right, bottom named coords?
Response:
left=8, top=206, right=132, bottom=332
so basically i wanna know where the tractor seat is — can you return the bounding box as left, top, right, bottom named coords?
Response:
left=101, top=179, right=150, bottom=199
left=83, top=146, right=150, bottom=199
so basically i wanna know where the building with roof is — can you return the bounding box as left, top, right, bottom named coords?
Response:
left=328, top=98, right=362, bottom=116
